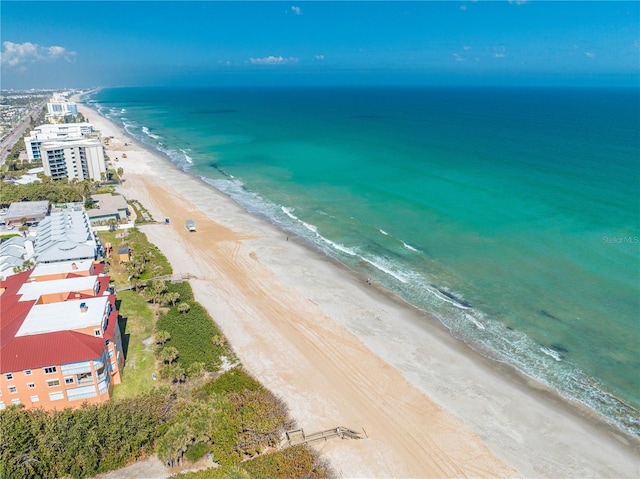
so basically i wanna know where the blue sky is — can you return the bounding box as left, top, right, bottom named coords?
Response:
left=1, top=1, right=638, bottom=88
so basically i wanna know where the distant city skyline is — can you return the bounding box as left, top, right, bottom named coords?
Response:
left=1, top=1, right=638, bottom=89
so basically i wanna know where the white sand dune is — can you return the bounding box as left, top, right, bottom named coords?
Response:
left=79, top=101, right=639, bottom=479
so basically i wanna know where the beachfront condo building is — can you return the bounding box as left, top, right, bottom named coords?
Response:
left=46, top=92, right=79, bottom=123
left=24, top=122, right=96, bottom=162
left=41, top=138, right=106, bottom=181
left=0, top=262, right=124, bottom=411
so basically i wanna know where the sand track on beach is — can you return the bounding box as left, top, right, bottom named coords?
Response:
left=138, top=184, right=511, bottom=478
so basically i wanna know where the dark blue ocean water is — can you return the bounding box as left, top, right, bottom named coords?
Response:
left=90, top=86, right=640, bottom=435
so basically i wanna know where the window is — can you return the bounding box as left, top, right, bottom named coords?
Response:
left=27, top=383, right=35, bottom=389
left=12, top=399, right=21, bottom=406
left=4, top=373, right=13, bottom=381
left=8, top=386, right=17, bottom=394
left=46, top=379, right=60, bottom=387
left=44, top=366, right=57, bottom=374
left=64, top=377, right=74, bottom=385
left=94, top=329, right=101, bottom=336
left=49, top=392, right=64, bottom=401
left=30, top=395, right=39, bottom=403
left=0, top=402, right=5, bottom=410
left=24, top=370, right=32, bottom=376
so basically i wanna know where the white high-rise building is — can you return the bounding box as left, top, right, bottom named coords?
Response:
left=46, top=93, right=78, bottom=123
left=41, top=138, right=106, bottom=181
left=24, top=123, right=95, bottom=162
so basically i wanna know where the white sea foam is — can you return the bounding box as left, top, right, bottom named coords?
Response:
left=425, top=285, right=472, bottom=310
left=541, top=347, right=563, bottom=362
left=402, top=241, right=418, bottom=252
left=281, top=206, right=297, bottom=220
left=465, top=313, right=485, bottom=330
left=121, top=121, right=136, bottom=136
left=142, top=125, right=161, bottom=140
left=281, top=207, right=355, bottom=254
left=181, top=149, right=193, bottom=164
left=359, top=255, right=409, bottom=283
left=379, top=229, right=388, bottom=236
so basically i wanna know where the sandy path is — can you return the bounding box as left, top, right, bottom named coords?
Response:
left=80, top=101, right=639, bottom=479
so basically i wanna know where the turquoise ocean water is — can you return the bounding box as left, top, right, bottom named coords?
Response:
left=90, top=86, right=640, bottom=435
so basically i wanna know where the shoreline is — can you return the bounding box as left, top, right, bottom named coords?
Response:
left=77, top=96, right=639, bottom=478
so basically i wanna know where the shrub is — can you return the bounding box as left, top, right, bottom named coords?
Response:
left=0, top=390, right=176, bottom=479
left=196, top=368, right=265, bottom=398
left=156, top=284, right=231, bottom=372
left=185, top=442, right=209, bottom=463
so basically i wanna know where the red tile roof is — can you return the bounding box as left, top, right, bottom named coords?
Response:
left=1, top=330, right=106, bottom=373
left=0, top=265, right=117, bottom=374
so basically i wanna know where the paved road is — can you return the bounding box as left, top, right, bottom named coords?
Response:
left=0, top=100, right=46, bottom=166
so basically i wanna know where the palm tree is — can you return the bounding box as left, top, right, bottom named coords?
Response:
left=166, top=292, right=180, bottom=307
left=159, top=346, right=178, bottom=364
left=160, top=362, right=186, bottom=383
left=178, top=303, right=190, bottom=315
left=155, top=330, right=171, bottom=346
left=151, top=280, right=167, bottom=304
left=187, top=362, right=206, bottom=379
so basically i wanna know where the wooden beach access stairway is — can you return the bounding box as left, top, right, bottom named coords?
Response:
left=281, top=426, right=364, bottom=448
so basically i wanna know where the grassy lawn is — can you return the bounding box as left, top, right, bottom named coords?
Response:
left=98, top=227, right=172, bottom=286
left=112, top=290, right=158, bottom=399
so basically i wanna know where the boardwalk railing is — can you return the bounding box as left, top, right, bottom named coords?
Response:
left=281, top=426, right=363, bottom=447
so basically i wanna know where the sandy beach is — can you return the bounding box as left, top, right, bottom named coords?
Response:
left=78, top=100, right=639, bottom=478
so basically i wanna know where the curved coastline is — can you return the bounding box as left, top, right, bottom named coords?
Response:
left=85, top=89, right=640, bottom=437
left=77, top=93, right=639, bottom=478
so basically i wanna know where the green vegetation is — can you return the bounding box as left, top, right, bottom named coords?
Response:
left=156, top=282, right=234, bottom=375
left=156, top=368, right=294, bottom=468
left=98, top=227, right=172, bottom=285
left=128, top=198, right=154, bottom=224
left=0, top=180, right=87, bottom=206
left=195, top=367, right=265, bottom=398
left=0, top=368, right=328, bottom=479
left=172, top=446, right=330, bottom=479
left=0, top=391, right=176, bottom=479
left=111, top=290, right=157, bottom=399
left=0, top=233, right=22, bottom=241
left=0, top=208, right=331, bottom=479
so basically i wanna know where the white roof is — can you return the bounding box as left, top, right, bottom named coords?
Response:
left=87, top=194, right=129, bottom=218
left=34, top=211, right=97, bottom=263
left=41, top=137, right=101, bottom=149
left=5, top=201, right=49, bottom=221
left=16, top=296, right=109, bottom=337
left=31, top=259, right=94, bottom=277
left=18, top=275, right=99, bottom=301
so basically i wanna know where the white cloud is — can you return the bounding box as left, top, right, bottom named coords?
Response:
left=314, top=54, right=325, bottom=60
left=584, top=52, right=595, bottom=58
left=463, top=45, right=472, bottom=51
left=291, top=6, right=302, bottom=15
left=1, top=41, right=76, bottom=69
left=508, top=0, right=528, bottom=5
left=452, top=53, right=465, bottom=62
left=250, top=55, right=298, bottom=65
left=460, top=5, right=467, bottom=11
